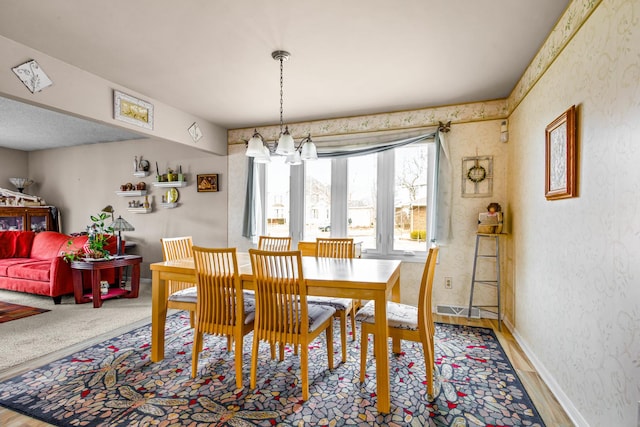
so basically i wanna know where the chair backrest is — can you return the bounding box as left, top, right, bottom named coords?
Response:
left=161, top=236, right=194, bottom=294
left=418, top=246, right=439, bottom=340
left=249, top=249, right=307, bottom=345
left=192, top=246, right=243, bottom=336
left=316, top=237, right=354, bottom=259
left=257, top=235, right=291, bottom=251
left=161, top=236, right=194, bottom=261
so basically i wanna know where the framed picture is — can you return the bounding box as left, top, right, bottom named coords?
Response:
left=545, top=105, right=577, bottom=200
left=197, top=174, right=219, bottom=192
left=114, top=90, right=154, bottom=130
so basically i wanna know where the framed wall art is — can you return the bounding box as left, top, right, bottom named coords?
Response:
left=114, top=90, right=154, bottom=130
left=461, top=156, right=493, bottom=198
left=545, top=105, right=577, bottom=200
left=197, top=174, right=219, bottom=192
left=188, top=122, right=203, bottom=142
left=12, top=59, right=53, bottom=93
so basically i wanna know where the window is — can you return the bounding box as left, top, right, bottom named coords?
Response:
left=258, top=141, right=435, bottom=260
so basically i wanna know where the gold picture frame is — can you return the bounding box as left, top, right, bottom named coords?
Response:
left=197, top=174, right=219, bottom=192
left=545, top=105, right=577, bottom=200
left=114, top=90, right=154, bottom=130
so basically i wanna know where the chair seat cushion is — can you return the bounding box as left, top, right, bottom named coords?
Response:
left=355, top=300, right=418, bottom=330
left=307, top=304, right=337, bottom=332
left=307, top=296, right=352, bottom=311
left=168, top=286, right=197, bottom=303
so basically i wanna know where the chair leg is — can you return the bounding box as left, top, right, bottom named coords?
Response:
left=359, top=324, right=369, bottom=383
left=326, top=320, right=334, bottom=370
left=350, top=307, right=357, bottom=342
left=189, top=310, right=195, bottom=328
left=191, top=330, right=202, bottom=378
left=279, top=342, right=285, bottom=361
left=234, top=332, right=244, bottom=390
left=250, top=335, right=260, bottom=390
left=301, top=345, right=309, bottom=401
left=339, top=312, right=347, bottom=363
left=227, top=335, right=233, bottom=352
left=422, top=340, right=434, bottom=400
left=270, top=343, right=276, bottom=360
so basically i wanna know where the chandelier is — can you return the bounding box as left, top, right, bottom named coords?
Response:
left=245, top=50, right=318, bottom=165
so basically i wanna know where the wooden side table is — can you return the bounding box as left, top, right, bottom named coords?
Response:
left=71, top=255, right=142, bottom=308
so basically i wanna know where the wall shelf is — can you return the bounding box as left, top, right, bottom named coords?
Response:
left=152, top=181, right=187, bottom=188
left=159, top=202, right=178, bottom=209
left=116, top=190, right=147, bottom=197
left=133, top=171, right=150, bottom=178
left=127, top=207, right=152, bottom=214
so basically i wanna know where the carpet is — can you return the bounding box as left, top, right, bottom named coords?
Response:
left=0, top=313, right=545, bottom=426
left=0, top=301, right=49, bottom=323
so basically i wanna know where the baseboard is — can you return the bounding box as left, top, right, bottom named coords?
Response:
left=511, top=328, right=591, bottom=427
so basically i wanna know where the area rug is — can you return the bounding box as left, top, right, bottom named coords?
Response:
left=0, top=301, right=49, bottom=323
left=0, top=314, right=545, bottom=426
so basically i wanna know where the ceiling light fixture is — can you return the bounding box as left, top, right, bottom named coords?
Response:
left=245, top=50, right=318, bottom=164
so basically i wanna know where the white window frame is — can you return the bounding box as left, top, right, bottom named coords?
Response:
left=258, top=142, right=436, bottom=262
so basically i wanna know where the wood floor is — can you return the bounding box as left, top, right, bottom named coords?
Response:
left=0, top=316, right=574, bottom=427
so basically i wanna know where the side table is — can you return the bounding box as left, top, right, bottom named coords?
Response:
left=71, top=255, right=143, bottom=308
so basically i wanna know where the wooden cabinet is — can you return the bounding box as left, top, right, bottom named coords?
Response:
left=0, top=206, right=59, bottom=232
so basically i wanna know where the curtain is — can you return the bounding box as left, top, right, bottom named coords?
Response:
left=317, top=132, right=436, bottom=158
left=432, top=130, right=453, bottom=243
left=241, top=156, right=255, bottom=238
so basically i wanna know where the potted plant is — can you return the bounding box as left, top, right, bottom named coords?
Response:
left=61, top=212, right=114, bottom=262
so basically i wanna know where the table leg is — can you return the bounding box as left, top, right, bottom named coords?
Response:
left=127, top=262, right=140, bottom=298
left=72, top=269, right=89, bottom=304
left=151, top=272, right=168, bottom=362
left=374, top=290, right=390, bottom=413
left=91, top=270, right=102, bottom=308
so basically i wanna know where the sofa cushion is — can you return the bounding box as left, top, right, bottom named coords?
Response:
left=30, top=232, right=72, bottom=260
left=0, top=258, right=36, bottom=276
left=0, top=231, right=36, bottom=258
left=7, top=260, right=51, bottom=282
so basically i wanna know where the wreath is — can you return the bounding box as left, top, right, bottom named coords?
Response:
left=467, top=165, right=487, bottom=183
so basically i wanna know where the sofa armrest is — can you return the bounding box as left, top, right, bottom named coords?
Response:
left=49, top=256, right=75, bottom=297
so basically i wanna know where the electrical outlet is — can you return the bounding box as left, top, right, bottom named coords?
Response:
left=444, top=277, right=452, bottom=289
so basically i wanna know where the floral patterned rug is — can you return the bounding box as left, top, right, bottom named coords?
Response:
left=0, top=313, right=545, bottom=426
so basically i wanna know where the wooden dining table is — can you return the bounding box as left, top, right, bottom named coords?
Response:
left=149, top=253, right=402, bottom=413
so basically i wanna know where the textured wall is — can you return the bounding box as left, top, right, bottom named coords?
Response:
left=508, top=0, right=640, bottom=425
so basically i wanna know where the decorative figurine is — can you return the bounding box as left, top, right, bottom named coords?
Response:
left=134, top=156, right=138, bottom=172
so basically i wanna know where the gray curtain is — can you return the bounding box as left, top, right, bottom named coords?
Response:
left=317, top=132, right=436, bottom=158
left=241, top=156, right=255, bottom=238
left=432, top=130, right=453, bottom=243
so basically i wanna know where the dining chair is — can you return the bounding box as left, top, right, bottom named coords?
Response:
left=306, top=237, right=357, bottom=363
left=257, top=235, right=291, bottom=251
left=248, top=249, right=336, bottom=401
left=161, top=236, right=196, bottom=326
left=191, top=247, right=255, bottom=389
left=356, top=246, right=439, bottom=396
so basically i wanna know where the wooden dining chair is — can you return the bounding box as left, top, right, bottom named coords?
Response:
left=161, top=236, right=196, bottom=325
left=248, top=249, right=335, bottom=401
left=257, top=235, right=291, bottom=251
left=356, top=246, right=439, bottom=396
left=306, top=237, right=357, bottom=363
left=191, top=247, right=255, bottom=389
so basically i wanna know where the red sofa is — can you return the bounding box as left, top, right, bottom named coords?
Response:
left=0, top=230, right=116, bottom=304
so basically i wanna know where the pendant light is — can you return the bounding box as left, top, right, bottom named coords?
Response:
left=245, top=50, right=318, bottom=163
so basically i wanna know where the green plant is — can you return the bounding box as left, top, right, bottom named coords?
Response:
left=61, top=212, right=114, bottom=262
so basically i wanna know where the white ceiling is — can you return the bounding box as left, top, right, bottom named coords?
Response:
left=0, top=0, right=569, bottom=151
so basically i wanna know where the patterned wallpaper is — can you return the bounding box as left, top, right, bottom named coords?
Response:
left=508, top=0, right=639, bottom=425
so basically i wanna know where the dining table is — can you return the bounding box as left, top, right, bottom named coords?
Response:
left=149, top=252, right=402, bottom=413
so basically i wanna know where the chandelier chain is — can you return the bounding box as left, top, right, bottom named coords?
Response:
left=279, top=56, right=284, bottom=135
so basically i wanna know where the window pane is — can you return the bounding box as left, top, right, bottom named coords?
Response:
left=347, top=154, right=377, bottom=250
left=304, top=158, right=331, bottom=240
left=265, top=157, right=290, bottom=237
left=393, top=144, right=428, bottom=252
